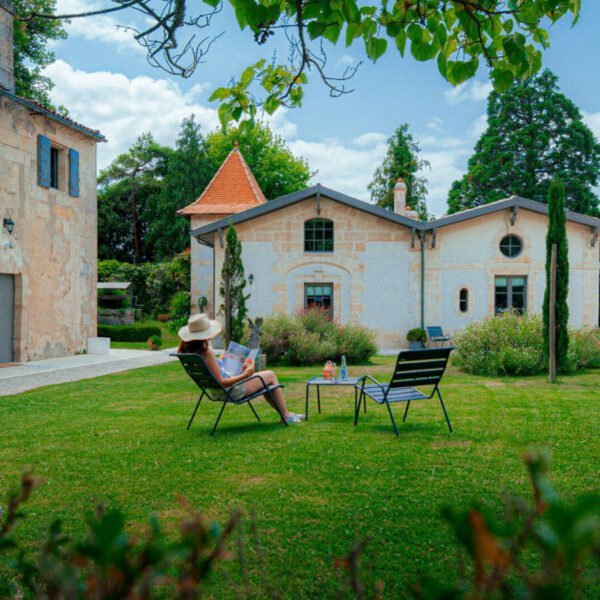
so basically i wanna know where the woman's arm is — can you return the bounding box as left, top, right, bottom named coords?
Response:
left=204, top=351, right=254, bottom=388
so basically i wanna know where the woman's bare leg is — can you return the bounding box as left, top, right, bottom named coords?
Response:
left=243, top=370, right=291, bottom=421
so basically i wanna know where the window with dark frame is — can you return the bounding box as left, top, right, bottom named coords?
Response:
left=304, top=219, right=334, bottom=252
left=499, top=234, right=523, bottom=258
left=459, top=288, right=469, bottom=313
left=304, top=284, right=333, bottom=318
left=495, top=276, right=527, bottom=314
left=50, top=147, right=60, bottom=189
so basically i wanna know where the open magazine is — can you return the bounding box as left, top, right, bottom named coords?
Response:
left=221, top=342, right=260, bottom=377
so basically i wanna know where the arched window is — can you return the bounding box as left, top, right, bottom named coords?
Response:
left=499, top=234, right=523, bottom=258
left=304, top=219, right=334, bottom=252
left=459, top=288, right=469, bottom=313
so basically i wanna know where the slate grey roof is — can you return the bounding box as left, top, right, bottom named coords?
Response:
left=191, top=186, right=600, bottom=244
left=429, top=195, right=600, bottom=230
left=0, top=88, right=106, bottom=141
left=191, top=184, right=427, bottom=243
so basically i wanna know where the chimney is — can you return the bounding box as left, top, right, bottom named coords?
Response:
left=0, top=0, right=15, bottom=93
left=393, top=177, right=419, bottom=220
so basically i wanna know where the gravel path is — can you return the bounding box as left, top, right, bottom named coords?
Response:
left=0, top=349, right=178, bottom=397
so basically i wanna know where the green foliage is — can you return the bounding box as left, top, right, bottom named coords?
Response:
left=208, top=1, right=581, bottom=127
left=448, top=70, right=600, bottom=216
left=12, top=1, right=67, bottom=108
left=220, top=226, right=249, bottom=345
left=206, top=122, right=311, bottom=200
left=0, top=474, right=241, bottom=598
left=416, top=449, right=600, bottom=599
left=543, top=180, right=570, bottom=374
left=368, top=124, right=429, bottom=220
left=98, top=254, right=190, bottom=316
left=167, top=290, right=191, bottom=334
left=261, top=310, right=377, bottom=365
left=98, top=133, right=170, bottom=263
left=149, top=116, right=213, bottom=259
left=97, top=324, right=161, bottom=342
left=454, top=312, right=545, bottom=376
left=146, top=335, right=163, bottom=350
left=454, top=312, right=598, bottom=377
left=407, top=328, right=427, bottom=343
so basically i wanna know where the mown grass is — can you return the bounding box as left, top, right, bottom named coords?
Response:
left=0, top=358, right=598, bottom=597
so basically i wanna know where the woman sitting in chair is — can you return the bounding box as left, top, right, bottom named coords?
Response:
left=177, top=314, right=304, bottom=424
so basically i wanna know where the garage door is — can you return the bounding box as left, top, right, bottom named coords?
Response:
left=0, top=274, right=14, bottom=363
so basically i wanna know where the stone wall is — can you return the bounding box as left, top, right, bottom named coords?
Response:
left=425, top=209, right=599, bottom=333
left=208, top=196, right=421, bottom=348
left=0, top=97, right=99, bottom=361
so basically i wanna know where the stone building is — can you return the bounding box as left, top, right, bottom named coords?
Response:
left=0, top=0, right=105, bottom=362
left=186, top=151, right=599, bottom=349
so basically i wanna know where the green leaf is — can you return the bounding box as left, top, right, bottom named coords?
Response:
left=490, top=67, right=515, bottom=92
left=209, top=87, right=230, bottom=102
left=394, top=29, right=407, bottom=56
left=264, top=95, right=280, bottom=115
left=365, top=36, right=387, bottom=61
left=307, top=21, right=327, bottom=40
left=502, top=33, right=527, bottom=66
left=437, top=52, right=447, bottom=79
left=240, top=67, right=255, bottom=88
left=322, top=22, right=342, bottom=44
left=447, top=58, right=479, bottom=85
left=410, top=39, right=439, bottom=62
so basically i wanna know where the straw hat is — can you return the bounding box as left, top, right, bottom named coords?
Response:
left=178, top=313, right=222, bottom=342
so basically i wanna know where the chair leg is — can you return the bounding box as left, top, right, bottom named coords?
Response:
left=354, top=390, right=362, bottom=426
left=210, top=402, right=227, bottom=436
left=402, top=400, right=411, bottom=423
left=267, top=389, right=287, bottom=426
left=317, top=385, right=321, bottom=414
left=187, top=391, right=204, bottom=430
left=436, top=388, right=453, bottom=432
left=305, top=384, right=309, bottom=421
left=248, top=401, right=261, bottom=422
left=385, top=399, right=399, bottom=437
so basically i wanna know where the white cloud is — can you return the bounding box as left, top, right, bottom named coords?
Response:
left=352, top=132, right=387, bottom=147
left=444, top=80, right=492, bottom=104
left=288, top=137, right=387, bottom=200
left=45, top=60, right=219, bottom=168
left=263, top=108, right=298, bottom=139
left=426, top=117, right=444, bottom=131
left=468, top=113, right=488, bottom=139
left=582, top=111, right=600, bottom=140
left=338, top=55, right=356, bottom=66
left=56, top=0, right=142, bottom=52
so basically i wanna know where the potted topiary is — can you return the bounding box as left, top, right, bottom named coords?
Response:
left=407, top=328, right=427, bottom=350
left=146, top=335, right=163, bottom=351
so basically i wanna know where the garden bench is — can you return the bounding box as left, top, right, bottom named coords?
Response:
left=426, top=326, right=452, bottom=347
left=173, top=353, right=286, bottom=435
left=354, top=348, right=453, bottom=436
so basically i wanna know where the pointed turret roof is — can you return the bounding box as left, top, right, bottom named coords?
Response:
left=178, top=142, right=266, bottom=216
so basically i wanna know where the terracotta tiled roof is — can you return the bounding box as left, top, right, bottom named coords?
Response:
left=179, top=142, right=266, bottom=216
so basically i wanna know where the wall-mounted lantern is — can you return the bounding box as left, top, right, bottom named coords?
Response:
left=3, top=217, right=15, bottom=235
left=248, top=274, right=254, bottom=286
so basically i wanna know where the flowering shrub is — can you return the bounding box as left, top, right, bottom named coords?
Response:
left=454, top=311, right=599, bottom=376
left=261, top=310, right=377, bottom=365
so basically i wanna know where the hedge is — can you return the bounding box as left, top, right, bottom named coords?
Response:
left=97, top=324, right=161, bottom=342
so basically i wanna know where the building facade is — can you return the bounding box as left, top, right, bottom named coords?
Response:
left=187, top=154, right=599, bottom=349
left=0, top=0, right=105, bottom=362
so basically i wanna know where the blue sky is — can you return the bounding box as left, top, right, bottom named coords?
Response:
left=47, top=1, right=600, bottom=216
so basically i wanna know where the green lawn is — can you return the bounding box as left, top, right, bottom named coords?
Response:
left=108, top=319, right=180, bottom=350
left=1, top=358, right=598, bottom=597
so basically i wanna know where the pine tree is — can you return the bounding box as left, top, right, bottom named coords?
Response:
left=543, top=180, right=569, bottom=374
left=220, top=226, right=249, bottom=345
left=368, top=124, right=429, bottom=220
left=448, top=70, right=600, bottom=217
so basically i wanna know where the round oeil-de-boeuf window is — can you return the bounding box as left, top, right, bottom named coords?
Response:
left=499, top=234, right=523, bottom=258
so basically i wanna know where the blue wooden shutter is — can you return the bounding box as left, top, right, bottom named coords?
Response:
left=37, top=135, right=51, bottom=188
left=69, top=148, right=80, bottom=197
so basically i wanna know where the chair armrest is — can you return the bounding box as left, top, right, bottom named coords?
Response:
left=355, top=374, right=385, bottom=393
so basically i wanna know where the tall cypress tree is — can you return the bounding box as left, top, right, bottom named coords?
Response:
left=220, top=226, right=249, bottom=345
left=543, top=180, right=569, bottom=374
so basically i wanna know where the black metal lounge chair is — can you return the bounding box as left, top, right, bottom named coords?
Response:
left=354, top=348, right=453, bottom=436
left=426, top=326, right=452, bottom=347
left=173, top=353, right=287, bottom=435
